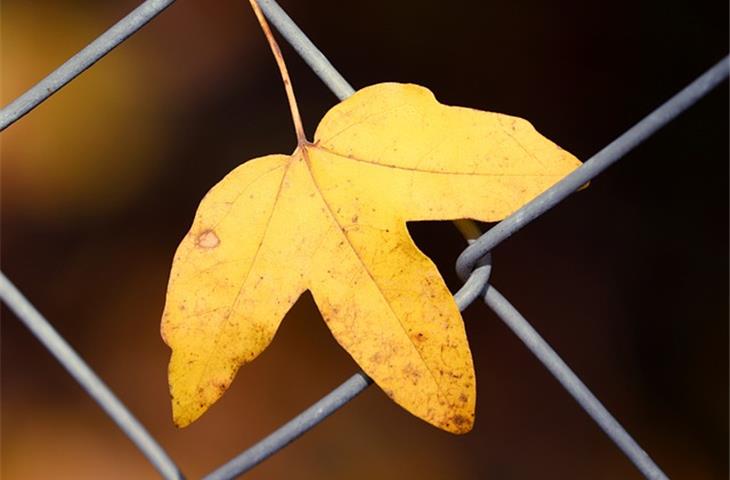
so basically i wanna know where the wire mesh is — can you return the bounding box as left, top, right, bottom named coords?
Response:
left=0, top=0, right=727, bottom=478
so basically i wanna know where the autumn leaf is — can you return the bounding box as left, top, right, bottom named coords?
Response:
left=161, top=81, right=581, bottom=432
left=161, top=2, right=581, bottom=434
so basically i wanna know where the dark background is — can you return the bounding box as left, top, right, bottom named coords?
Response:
left=1, top=0, right=727, bottom=478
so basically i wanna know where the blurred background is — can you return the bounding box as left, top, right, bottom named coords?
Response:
left=1, top=0, right=727, bottom=478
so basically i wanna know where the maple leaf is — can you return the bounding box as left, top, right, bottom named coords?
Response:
left=161, top=2, right=581, bottom=434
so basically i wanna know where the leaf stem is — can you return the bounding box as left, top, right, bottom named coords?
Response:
left=249, top=0, right=307, bottom=146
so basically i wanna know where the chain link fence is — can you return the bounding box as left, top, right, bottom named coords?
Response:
left=1, top=1, right=728, bottom=478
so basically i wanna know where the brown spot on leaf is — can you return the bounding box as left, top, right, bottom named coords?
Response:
left=197, top=229, right=220, bottom=249
left=452, top=414, right=467, bottom=426
left=402, top=363, right=422, bottom=385
left=369, top=351, right=385, bottom=364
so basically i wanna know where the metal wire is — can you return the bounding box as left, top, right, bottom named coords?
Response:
left=0, top=0, right=176, bottom=131
left=456, top=55, right=730, bottom=280
left=258, top=0, right=355, bottom=101
left=202, top=373, right=373, bottom=480
left=484, top=284, right=669, bottom=479
left=0, top=273, right=184, bottom=480
left=0, top=0, right=727, bottom=478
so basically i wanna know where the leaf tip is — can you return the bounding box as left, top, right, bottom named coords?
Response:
left=447, top=412, right=475, bottom=435
left=170, top=389, right=209, bottom=428
left=172, top=406, right=197, bottom=429
left=166, top=348, right=235, bottom=428
left=430, top=404, right=475, bottom=435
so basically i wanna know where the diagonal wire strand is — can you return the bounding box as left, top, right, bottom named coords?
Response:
left=483, top=284, right=668, bottom=480
left=0, top=0, right=176, bottom=131
left=0, top=273, right=184, bottom=480
left=257, top=0, right=355, bottom=100
left=456, top=55, right=730, bottom=280
left=202, top=373, right=372, bottom=480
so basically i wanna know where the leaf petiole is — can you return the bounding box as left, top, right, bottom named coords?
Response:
left=248, top=0, right=307, bottom=146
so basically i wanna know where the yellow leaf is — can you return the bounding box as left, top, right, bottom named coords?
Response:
left=161, top=83, right=581, bottom=433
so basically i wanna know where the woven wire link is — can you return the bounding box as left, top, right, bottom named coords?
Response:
left=0, top=0, right=727, bottom=479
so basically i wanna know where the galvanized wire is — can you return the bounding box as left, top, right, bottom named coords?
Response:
left=202, top=373, right=373, bottom=480
left=0, top=0, right=176, bottom=131
left=258, top=0, right=355, bottom=100
left=483, top=285, right=668, bottom=480
left=0, top=0, right=727, bottom=478
left=456, top=55, right=730, bottom=280
left=0, top=273, right=184, bottom=480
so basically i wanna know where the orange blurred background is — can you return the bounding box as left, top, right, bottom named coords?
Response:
left=1, top=0, right=727, bottom=478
